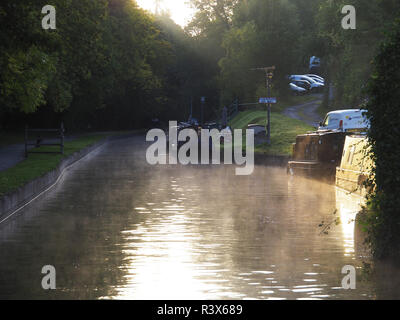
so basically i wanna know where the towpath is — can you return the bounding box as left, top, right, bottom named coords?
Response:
left=0, top=137, right=75, bottom=172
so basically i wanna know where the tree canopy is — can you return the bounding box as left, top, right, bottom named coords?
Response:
left=0, top=0, right=214, bottom=129
left=1, top=0, right=400, bottom=130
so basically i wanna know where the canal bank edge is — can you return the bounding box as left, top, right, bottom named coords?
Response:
left=254, top=154, right=290, bottom=167
left=0, top=137, right=110, bottom=223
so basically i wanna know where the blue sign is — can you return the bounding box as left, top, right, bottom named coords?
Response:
left=259, top=97, right=277, bottom=104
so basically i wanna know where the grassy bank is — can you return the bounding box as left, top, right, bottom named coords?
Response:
left=229, top=110, right=314, bottom=156
left=0, top=134, right=107, bottom=197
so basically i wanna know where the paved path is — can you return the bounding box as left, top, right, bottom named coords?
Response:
left=282, top=94, right=324, bottom=127
left=0, top=137, right=74, bottom=172
left=252, top=94, right=324, bottom=146
left=0, top=144, right=26, bottom=172
left=0, top=131, right=137, bottom=173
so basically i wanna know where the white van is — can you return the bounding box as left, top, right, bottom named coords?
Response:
left=318, top=109, right=370, bottom=132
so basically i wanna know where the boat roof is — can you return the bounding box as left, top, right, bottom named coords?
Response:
left=297, top=130, right=345, bottom=137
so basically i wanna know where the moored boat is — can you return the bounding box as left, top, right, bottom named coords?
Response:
left=287, top=131, right=347, bottom=181
left=335, top=135, right=373, bottom=197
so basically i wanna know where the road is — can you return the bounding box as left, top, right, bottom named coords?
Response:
left=282, top=94, right=324, bottom=127
left=0, top=144, right=27, bottom=172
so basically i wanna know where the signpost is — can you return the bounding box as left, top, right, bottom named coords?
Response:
left=259, top=97, right=277, bottom=104
left=252, top=66, right=275, bottom=145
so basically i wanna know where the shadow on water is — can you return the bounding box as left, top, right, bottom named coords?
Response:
left=0, top=135, right=400, bottom=299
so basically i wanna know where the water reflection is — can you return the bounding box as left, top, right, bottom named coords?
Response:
left=335, top=187, right=364, bottom=258
left=0, top=136, right=399, bottom=299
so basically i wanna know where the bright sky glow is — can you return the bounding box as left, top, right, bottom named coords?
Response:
left=136, top=0, right=195, bottom=27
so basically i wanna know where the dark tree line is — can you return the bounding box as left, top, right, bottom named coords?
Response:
left=0, top=0, right=216, bottom=130
left=1, top=1, right=400, bottom=133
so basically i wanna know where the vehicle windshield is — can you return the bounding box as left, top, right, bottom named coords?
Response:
left=322, top=115, right=330, bottom=127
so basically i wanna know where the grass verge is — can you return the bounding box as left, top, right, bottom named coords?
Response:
left=0, top=134, right=107, bottom=197
left=229, top=110, right=314, bottom=156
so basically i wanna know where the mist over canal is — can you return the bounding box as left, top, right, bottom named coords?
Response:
left=0, top=135, right=399, bottom=300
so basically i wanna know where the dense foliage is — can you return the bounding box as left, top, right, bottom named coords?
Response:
left=2, top=0, right=399, bottom=129
left=316, top=0, right=400, bottom=109
left=364, top=19, right=400, bottom=259
left=188, top=0, right=400, bottom=108
left=0, top=0, right=213, bottom=130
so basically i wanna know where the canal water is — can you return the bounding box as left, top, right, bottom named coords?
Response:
left=0, top=135, right=399, bottom=300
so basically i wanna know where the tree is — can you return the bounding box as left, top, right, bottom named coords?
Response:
left=0, top=0, right=187, bottom=129
left=0, top=1, right=56, bottom=114
left=365, top=18, right=400, bottom=259
left=186, top=0, right=239, bottom=36
left=219, top=0, right=301, bottom=103
left=317, top=0, right=400, bottom=108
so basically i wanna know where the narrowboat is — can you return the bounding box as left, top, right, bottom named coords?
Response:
left=287, top=130, right=347, bottom=181
left=335, top=135, right=373, bottom=197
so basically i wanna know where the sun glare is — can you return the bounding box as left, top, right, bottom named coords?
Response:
left=136, top=0, right=195, bottom=27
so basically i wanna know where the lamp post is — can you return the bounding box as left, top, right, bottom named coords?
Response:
left=266, top=68, right=274, bottom=145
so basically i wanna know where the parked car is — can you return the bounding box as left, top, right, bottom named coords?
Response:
left=290, top=75, right=324, bottom=91
left=291, top=80, right=311, bottom=91
left=318, top=109, right=370, bottom=132
left=289, top=82, right=307, bottom=95
left=305, top=74, right=325, bottom=84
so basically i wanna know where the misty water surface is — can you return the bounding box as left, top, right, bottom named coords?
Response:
left=0, top=135, right=399, bottom=300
